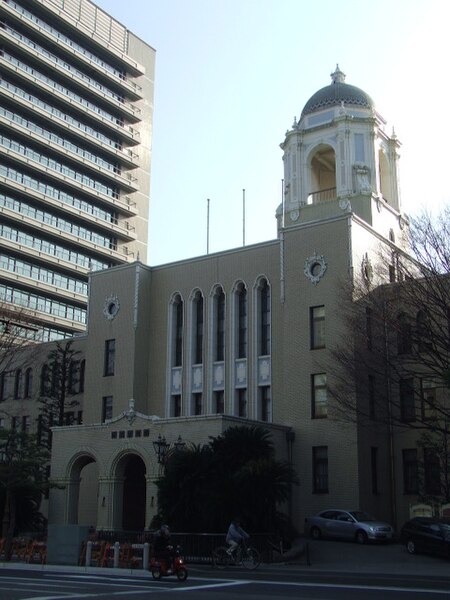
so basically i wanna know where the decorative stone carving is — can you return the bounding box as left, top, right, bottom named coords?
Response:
left=290, top=210, right=299, bottom=221
left=103, top=294, right=120, bottom=320
left=304, top=253, right=327, bottom=285
left=353, top=163, right=371, bottom=194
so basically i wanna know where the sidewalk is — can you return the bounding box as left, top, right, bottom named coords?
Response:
left=280, top=538, right=450, bottom=578
left=1, top=540, right=449, bottom=580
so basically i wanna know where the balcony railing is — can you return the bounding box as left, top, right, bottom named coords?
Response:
left=307, top=187, right=336, bottom=205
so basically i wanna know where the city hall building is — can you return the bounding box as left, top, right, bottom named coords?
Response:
left=3, top=66, right=419, bottom=534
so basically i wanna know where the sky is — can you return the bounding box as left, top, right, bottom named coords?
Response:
left=94, top=0, right=449, bottom=266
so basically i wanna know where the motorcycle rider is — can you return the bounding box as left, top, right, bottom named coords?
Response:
left=226, top=517, right=249, bottom=555
left=153, top=524, right=175, bottom=572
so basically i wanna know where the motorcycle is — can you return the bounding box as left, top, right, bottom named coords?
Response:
left=149, top=545, right=188, bottom=581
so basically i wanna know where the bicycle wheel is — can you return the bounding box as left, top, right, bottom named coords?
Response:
left=212, top=546, right=230, bottom=569
left=241, top=546, right=260, bottom=570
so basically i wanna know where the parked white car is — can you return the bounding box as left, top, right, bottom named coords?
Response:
left=304, top=509, right=394, bottom=544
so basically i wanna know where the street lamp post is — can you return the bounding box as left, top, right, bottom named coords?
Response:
left=152, top=434, right=186, bottom=474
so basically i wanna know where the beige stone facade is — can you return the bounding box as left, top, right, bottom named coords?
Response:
left=2, top=67, right=423, bottom=535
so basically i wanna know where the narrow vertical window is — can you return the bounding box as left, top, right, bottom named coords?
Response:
left=215, top=390, right=224, bottom=414
left=366, top=307, right=372, bottom=350
left=397, top=313, right=411, bottom=355
left=310, top=306, right=325, bottom=349
left=313, top=446, right=328, bottom=493
left=193, top=392, right=202, bottom=415
left=424, top=448, right=441, bottom=496
left=400, top=378, right=415, bottom=422
left=311, top=373, right=327, bottom=418
left=371, top=447, right=378, bottom=494
left=24, top=368, right=33, bottom=398
left=403, top=449, right=418, bottom=494
left=194, top=294, right=203, bottom=364
left=174, top=297, right=183, bottom=367
left=104, top=339, right=115, bottom=376
left=216, top=290, right=225, bottom=361
left=22, top=415, right=30, bottom=433
left=14, top=369, right=23, bottom=399
left=260, top=386, right=271, bottom=421
left=102, top=396, right=113, bottom=422
left=0, top=373, right=7, bottom=402
left=368, top=375, right=375, bottom=419
left=172, top=395, right=181, bottom=417
left=79, top=360, right=85, bottom=393
left=238, top=388, right=247, bottom=418
left=260, top=280, right=270, bottom=356
left=237, top=286, right=247, bottom=358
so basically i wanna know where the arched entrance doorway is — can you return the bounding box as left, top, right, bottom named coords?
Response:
left=66, top=454, right=98, bottom=526
left=119, top=454, right=146, bottom=531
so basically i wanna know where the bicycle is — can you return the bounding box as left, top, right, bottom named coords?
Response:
left=212, top=540, right=261, bottom=570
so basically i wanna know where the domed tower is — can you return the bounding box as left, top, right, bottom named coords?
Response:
left=277, top=66, right=405, bottom=239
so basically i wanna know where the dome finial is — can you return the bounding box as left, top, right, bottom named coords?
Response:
left=331, top=64, right=346, bottom=84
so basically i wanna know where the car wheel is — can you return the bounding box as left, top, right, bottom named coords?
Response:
left=310, top=527, right=322, bottom=540
left=355, top=530, right=368, bottom=544
left=406, top=540, right=416, bottom=554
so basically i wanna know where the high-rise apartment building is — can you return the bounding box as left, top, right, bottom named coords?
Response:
left=0, top=0, right=155, bottom=342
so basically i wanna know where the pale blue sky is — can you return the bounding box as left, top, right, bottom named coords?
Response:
left=94, top=0, right=449, bottom=266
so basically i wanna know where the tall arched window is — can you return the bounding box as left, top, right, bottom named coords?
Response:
left=215, top=289, right=225, bottom=362
left=417, top=309, right=431, bottom=352
left=24, top=368, right=33, bottom=398
left=260, top=279, right=271, bottom=356
left=14, top=369, right=23, bottom=399
left=174, top=296, right=184, bottom=367
left=237, top=285, right=247, bottom=359
left=397, top=313, right=412, bottom=355
left=193, top=292, right=204, bottom=365
left=40, top=364, right=50, bottom=396
left=79, top=360, right=85, bottom=393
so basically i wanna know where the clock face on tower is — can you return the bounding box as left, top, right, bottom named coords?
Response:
left=103, top=295, right=120, bottom=320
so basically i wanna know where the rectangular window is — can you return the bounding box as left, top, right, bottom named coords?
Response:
left=310, top=306, right=325, bottom=349
left=421, top=379, right=437, bottom=420
left=11, top=416, right=19, bottom=429
left=389, top=264, right=396, bottom=283
left=402, top=448, right=418, bottom=494
left=400, top=378, right=415, bottom=422
left=102, top=396, right=113, bottom=422
left=193, top=393, right=202, bottom=415
left=22, top=415, right=30, bottom=433
left=366, top=307, right=372, bottom=350
left=215, top=390, right=224, bottom=414
left=172, top=395, right=181, bottom=417
left=260, top=282, right=270, bottom=356
left=260, top=386, right=271, bottom=422
left=368, top=375, right=376, bottom=419
left=312, top=373, right=327, bottom=418
left=104, top=339, right=115, bottom=376
left=424, top=448, right=441, bottom=496
left=313, top=446, right=328, bottom=493
left=355, top=133, right=365, bottom=162
left=238, top=388, right=247, bottom=418
left=64, top=411, right=75, bottom=425
left=0, top=418, right=5, bottom=429
left=371, top=447, right=378, bottom=494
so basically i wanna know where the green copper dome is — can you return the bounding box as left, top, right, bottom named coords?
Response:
left=301, top=66, right=374, bottom=117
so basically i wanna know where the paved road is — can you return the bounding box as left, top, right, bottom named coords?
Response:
left=0, top=540, right=449, bottom=600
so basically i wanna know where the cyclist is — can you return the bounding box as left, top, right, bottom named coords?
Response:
left=226, top=517, right=249, bottom=555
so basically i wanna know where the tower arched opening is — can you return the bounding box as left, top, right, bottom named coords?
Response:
left=308, top=145, right=336, bottom=204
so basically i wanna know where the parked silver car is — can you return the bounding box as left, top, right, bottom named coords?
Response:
left=304, top=509, right=394, bottom=544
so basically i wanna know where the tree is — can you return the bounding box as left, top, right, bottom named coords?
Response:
left=327, top=206, right=450, bottom=506
left=156, top=425, right=297, bottom=536
left=38, top=340, right=81, bottom=445
left=0, top=428, right=49, bottom=559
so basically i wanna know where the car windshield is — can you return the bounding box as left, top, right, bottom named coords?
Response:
left=350, top=511, right=377, bottom=522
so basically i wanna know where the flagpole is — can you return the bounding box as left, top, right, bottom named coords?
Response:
left=207, top=198, right=210, bottom=254
left=242, top=189, right=246, bottom=247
